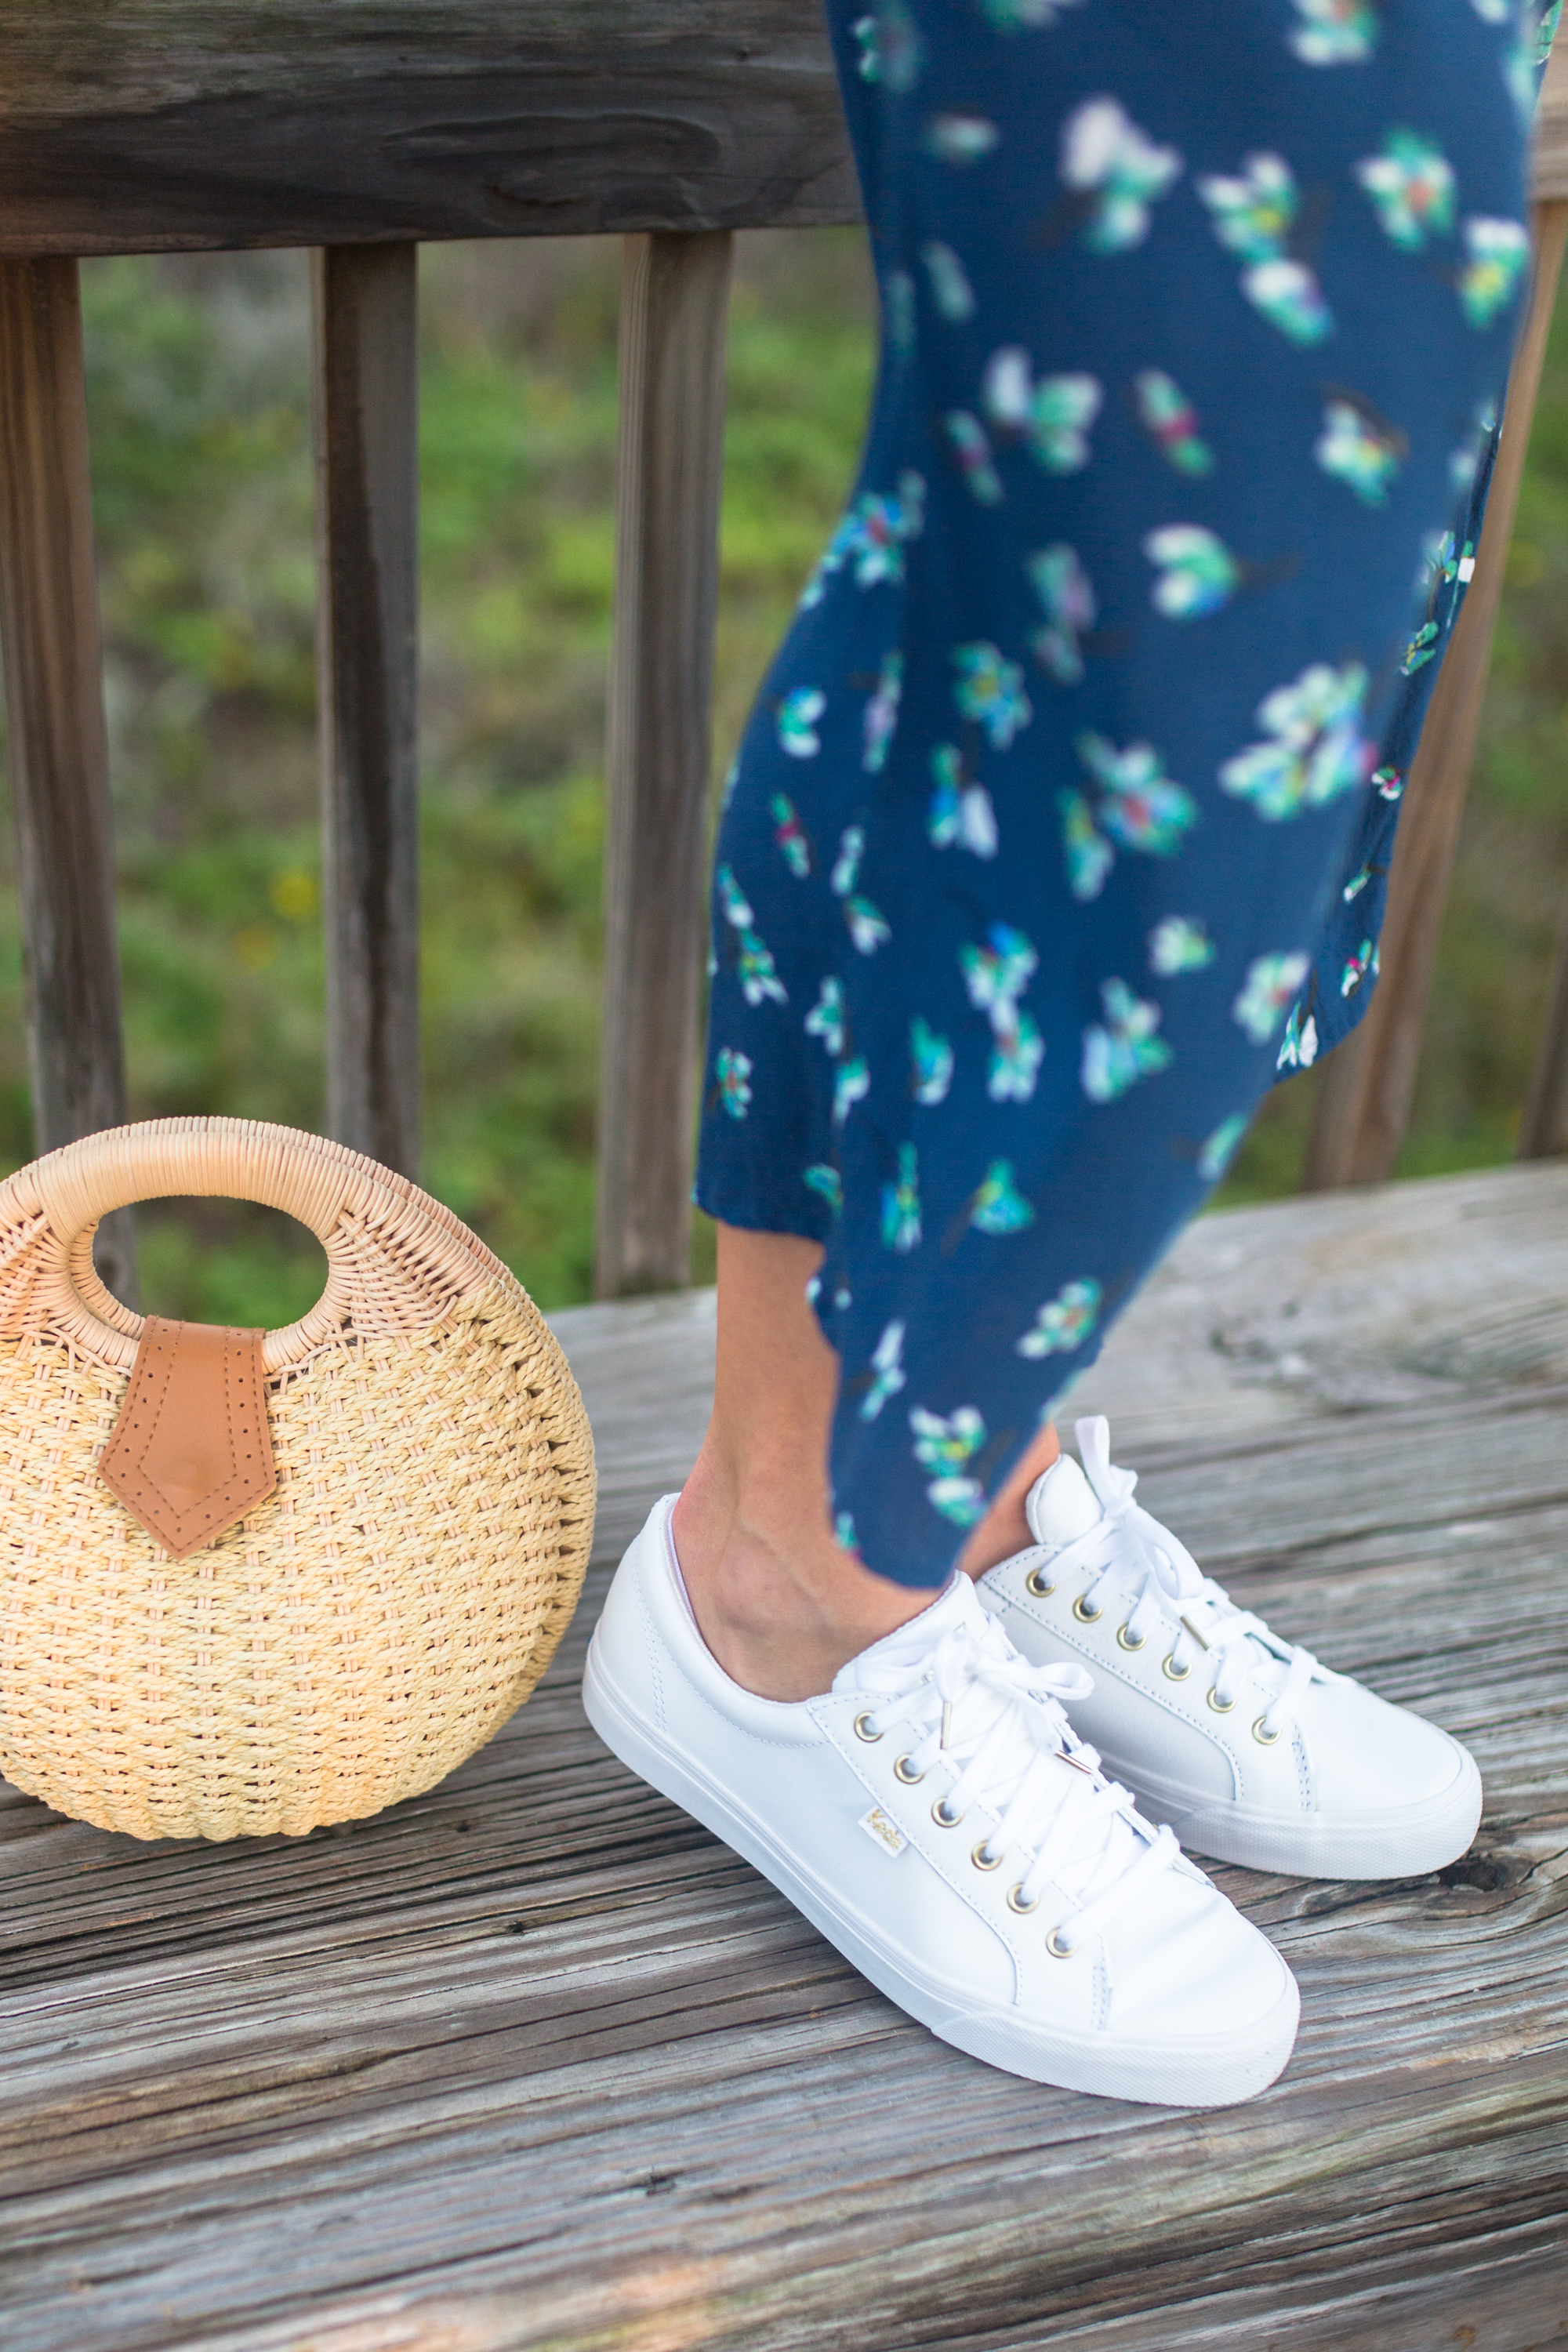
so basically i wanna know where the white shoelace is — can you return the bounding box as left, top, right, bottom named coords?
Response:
left=1054, top=1421, right=1318, bottom=1741
left=852, top=1608, right=1180, bottom=1955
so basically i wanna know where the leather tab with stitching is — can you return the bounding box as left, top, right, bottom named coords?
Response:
left=99, top=1317, right=276, bottom=1559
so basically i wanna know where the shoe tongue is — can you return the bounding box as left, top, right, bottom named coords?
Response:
left=833, top=1572, right=986, bottom=1693
left=1024, top=1454, right=1103, bottom=1548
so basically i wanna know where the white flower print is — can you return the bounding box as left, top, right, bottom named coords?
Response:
left=806, top=975, right=846, bottom=1056
left=1233, top=950, right=1312, bottom=1044
left=1219, top=662, right=1372, bottom=818
left=982, top=351, right=1103, bottom=472
left=925, top=114, right=1001, bottom=164
left=1198, top=1112, right=1249, bottom=1181
left=778, top=687, right=826, bottom=757
left=1148, top=916, right=1215, bottom=975
left=1026, top=543, right=1096, bottom=684
left=1060, top=97, right=1183, bottom=252
left=920, top=241, right=975, bottom=320
left=715, top=1047, right=753, bottom=1120
left=859, top=1321, right=907, bottom=1421
left=953, top=641, right=1033, bottom=747
left=928, top=744, right=999, bottom=858
left=909, top=1405, right=989, bottom=1526
left=1287, top=0, right=1378, bottom=63
left=1276, top=1004, right=1319, bottom=1069
left=1081, top=979, right=1172, bottom=1101
left=863, top=649, right=904, bottom=773
left=1017, top=1276, right=1103, bottom=1358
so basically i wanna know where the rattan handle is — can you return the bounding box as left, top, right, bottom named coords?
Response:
left=0, top=1117, right=506, bottom=1374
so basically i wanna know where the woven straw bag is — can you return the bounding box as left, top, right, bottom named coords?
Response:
left=0, top=1116, right=595, bottom=1840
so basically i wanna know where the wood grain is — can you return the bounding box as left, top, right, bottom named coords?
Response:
left=4, top=1163, right=1568, bottom=2350
left=0, top=2, right=859, bottom=256
left=0, top=256, right=136, bottom=1303
left=312, top=243, right=422, bottom=1178
left=1303, top=199, right=1568, bottom=1191
left=594, top=231, right=732, bottom=1297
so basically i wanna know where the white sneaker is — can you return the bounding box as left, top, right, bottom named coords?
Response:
left=978, top=1417, right=1483, bottom=1881
left=584, top=1496, right=1299, bottom=2107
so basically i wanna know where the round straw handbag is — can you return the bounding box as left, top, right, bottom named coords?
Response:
left=0, top=1117, right=595, bottom=1841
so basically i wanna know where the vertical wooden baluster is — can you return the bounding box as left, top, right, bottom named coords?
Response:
left=1520, top=894, right=1568, bottom=1157
left=311, top=242, right=421, bottom=1179
left=595, top=230, right=733, bottom=1298
left=0, top=256, right=136, bottom=1300
left=1302, top=198, right=1568, bottom=1192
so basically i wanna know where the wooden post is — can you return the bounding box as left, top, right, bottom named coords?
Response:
left=311, top=242, right=421, bottom=1181
left=594, top=230, right=733, bottom=1298
left=0, top=256, right=136, bottom=1301
left=1302, top=198, right=1568, bottom=1192
left=1520, top=897, right=1568, bottom=1157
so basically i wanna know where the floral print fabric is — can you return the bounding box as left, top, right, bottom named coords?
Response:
left=696, top=0, right=1541, bottom=1585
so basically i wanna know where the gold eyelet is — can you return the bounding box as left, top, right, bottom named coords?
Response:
left=1072, top=1593, right=1103, bottom=1624
left=1006, top=1883, right=1040, bottom=1915
left=1206, top=1686, right=1236, bottom=1714
left=932, top=1796, right=964, bottom=1828
left=1253, top=1715, right=1281, bottom=1745
left=893, top=1755, right=924, bottom=1784
left=1162, top=1652, right=1192, bottom=1682
left=1046, top=1926, right=1077, bottom=1958
left=1025, top=1566, right=1055, bottom=1599
left=971, top=1840, right=1003, bottom=1871
left=1115, top=1622, right=1145, bottom=1653
left=852, top=1711, right=882, bottom=1743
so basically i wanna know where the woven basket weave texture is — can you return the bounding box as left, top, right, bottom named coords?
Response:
left=0, top=1118, right=596, bottom=1840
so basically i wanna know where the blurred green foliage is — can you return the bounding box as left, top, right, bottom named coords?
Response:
left=0, top=229, right=1563, bottom=1319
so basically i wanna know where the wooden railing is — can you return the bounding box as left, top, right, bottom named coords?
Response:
left=0, top=2, right=1565, bottom=1311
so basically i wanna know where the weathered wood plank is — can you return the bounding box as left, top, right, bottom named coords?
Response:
left=594, top=230, right=732, bottom=1296
left=4, top=1164, right=1567, bottom=2352
left=1303, top=199, right=1568, bottom=1191
left=312, top=241, right=422, bottom=1177
left=0, top=255, right=136, bottom=1302
left=0, top=3, right=859, bottom=256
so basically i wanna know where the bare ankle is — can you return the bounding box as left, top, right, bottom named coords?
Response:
left=672, top=1450, right=929, bottom=1702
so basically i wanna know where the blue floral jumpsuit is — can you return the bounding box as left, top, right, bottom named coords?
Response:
left=695, top=0, right=1551, bottom=1584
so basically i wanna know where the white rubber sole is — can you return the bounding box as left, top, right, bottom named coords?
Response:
left=583, top=1634, right=1300, bottom=2108
left=1110, top=1744, right=1484, bottom=1880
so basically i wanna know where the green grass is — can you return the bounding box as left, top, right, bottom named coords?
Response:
left=0, top=227, right=1563, bottom=1317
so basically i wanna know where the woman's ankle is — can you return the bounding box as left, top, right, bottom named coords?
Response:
left=672, top=1448, right=930, bottom=1701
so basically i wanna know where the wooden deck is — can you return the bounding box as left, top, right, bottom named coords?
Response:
left=4, top=1161, right=1568, bottom=2351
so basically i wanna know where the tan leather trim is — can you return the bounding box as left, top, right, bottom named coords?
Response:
left=98, top=1316, right=276, bottom=1559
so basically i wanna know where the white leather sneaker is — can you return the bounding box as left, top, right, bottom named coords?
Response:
left=979, top=1417, right=1483, bottom=1881
left=584, top=1496, right=1298, bottom=2107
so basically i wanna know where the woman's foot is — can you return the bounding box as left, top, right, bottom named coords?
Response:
left=979, top=1416, right=1483, bottom=1879
left=671, top=1223, right=1060, bottom=1700
left=585, top=1494, right=1300, bottom=2106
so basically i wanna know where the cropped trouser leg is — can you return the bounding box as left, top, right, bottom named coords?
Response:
left=695, top=0, right=1536, bottom=1584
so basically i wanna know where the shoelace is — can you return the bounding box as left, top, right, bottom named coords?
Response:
left=1051, top=1418, right=1318, bottom=1742
left=853, top=1610, right=1180, bottom=1955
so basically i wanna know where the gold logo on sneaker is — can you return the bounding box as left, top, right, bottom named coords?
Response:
left=858, top=1804, right=908, bottom=1857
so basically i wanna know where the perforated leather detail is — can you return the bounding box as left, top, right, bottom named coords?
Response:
left=98, top=1316, right=276, bottom=1558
